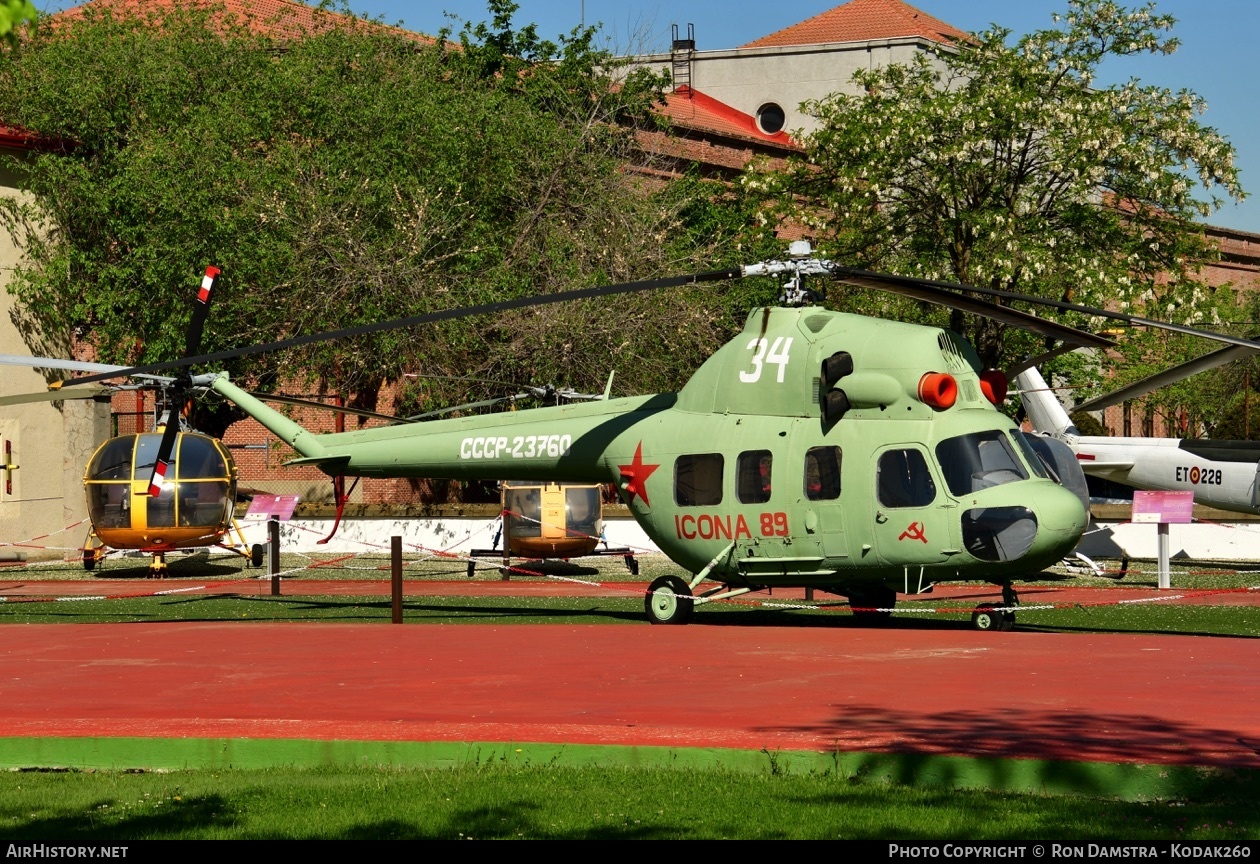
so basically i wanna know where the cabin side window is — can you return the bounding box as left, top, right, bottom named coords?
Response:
left=565, top=486, right=600, bottom=535
left=675, top=453, right=724, bottom=507
left=805, top=446, right=842, bottom=500
left=877, top=448, right=936, bottom=508
left=737, top=450, right=773, bottom=504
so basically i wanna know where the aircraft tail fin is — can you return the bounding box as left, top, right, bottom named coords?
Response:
left=1015, top=368, right=1078, bottom=437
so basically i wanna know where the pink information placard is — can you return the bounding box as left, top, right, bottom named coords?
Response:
left=1131, top=490, right=1194, bottom=524
left=246, top=494, right=301, bottom=521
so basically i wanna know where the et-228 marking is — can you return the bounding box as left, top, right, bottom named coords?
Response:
left=459, top=434, right=573, bottom=460
left=1174, top=466, right=1223, bottom=485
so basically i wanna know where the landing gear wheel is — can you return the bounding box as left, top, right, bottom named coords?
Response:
left=250, top=544, right=265, bottom=568
left=625, top=555, right=639, bottom=576
left=972, top=603, right=1015, bottom=632
left=82, top=549, right=96, bottom=572
left=645, top=575, right=694, bottom=625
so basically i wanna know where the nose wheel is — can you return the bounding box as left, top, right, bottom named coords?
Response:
left=645, top=575, right=694, bottom=625
left=971, top=603, right=1015, bottom=631
left=148, top=552, right=168, bottom=579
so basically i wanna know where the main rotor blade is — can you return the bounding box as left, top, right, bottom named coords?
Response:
left=894, top=275, right=1260, bottom=352
left=147, top=417, right=181, bottom=497
left=1074, top=343, right=1260, bottom=413
left=404, top=391, right=534, bottom=421
left=250, top=391, right=402, bottom=423
left=185, top=266, right=219, bottom=358
left=826, top=268, right=1116, bottom=349
left=0, top=354, right=173, bottom=383
left=62, top=269, right=742, bottom=387
left=0, top=387, right=114, bottom=407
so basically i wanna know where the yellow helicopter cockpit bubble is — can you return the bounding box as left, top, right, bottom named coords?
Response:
left=84, top=431, right=236, bottom=542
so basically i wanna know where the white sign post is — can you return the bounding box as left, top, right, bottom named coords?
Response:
left=1130, top=490, right=1194, bottom=589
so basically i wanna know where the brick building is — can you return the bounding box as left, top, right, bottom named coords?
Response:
left=3, top=0, right=1259, bottom=532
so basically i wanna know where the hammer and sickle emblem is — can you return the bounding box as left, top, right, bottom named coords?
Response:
left=898, top=521, right=928, bottom=543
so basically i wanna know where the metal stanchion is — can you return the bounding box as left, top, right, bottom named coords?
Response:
left=391, top=535, right=403, bottom=623
left=269, top=516, right=281, bottom=596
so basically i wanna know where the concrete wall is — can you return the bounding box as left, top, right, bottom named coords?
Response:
left=223, top=513, right=1260, bottom=566
left=0, top=147, right=109, bottom=559
left=635, top=37, right=944, bottom=136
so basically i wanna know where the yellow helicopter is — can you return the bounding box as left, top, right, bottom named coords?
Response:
left=0, top=267, right=266, bottom=575
left=77, top=412, right=258, bottom=576
left=448, top=385, right=638, bottom=578
left=467, top=479, right=638, bottom=578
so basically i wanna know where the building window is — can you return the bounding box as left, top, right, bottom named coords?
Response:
left=756, top=102, right=785, bottom=135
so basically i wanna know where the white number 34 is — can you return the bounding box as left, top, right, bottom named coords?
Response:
left=739, top=336, right=793, bottom=384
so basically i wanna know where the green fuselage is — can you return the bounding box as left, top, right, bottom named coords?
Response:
left=213, top=306, right=1088, bottom=593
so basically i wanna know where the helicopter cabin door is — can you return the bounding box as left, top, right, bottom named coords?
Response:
left=791, top=437, right=848, bottom=564
left=871, top=445, right=956, bottom=567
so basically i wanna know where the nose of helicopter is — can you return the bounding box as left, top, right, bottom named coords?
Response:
left=1030, top=481, right=1090, bottom=555
left=959, top=480, right=1089, bottom=565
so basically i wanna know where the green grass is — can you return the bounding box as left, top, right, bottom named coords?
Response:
left=1, top=591, right=1257, bottom=635
left=17, top=548, right=1260, bottom=589
left=3, top=551, right=1257, bottom=840
left=1, top=763, right=1257, bottom=840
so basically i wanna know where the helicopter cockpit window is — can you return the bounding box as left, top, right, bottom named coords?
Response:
left=1009, top=431, right=1050, bottom=480
left=176, top=435, right=231, bottom=527
left=675, top=453, right=723, bottom=507
left=505, top=485, right=543, bottom=538
left=133, top=433, right=161, bottom=476
left=87, top=483, right=130, bottom=530
left=737, top=451, right=773, bottom=504
left=805, top=446, right=842, bottom=500
left=934, top=431, right=1029, bottom=496
left=178, top=434, right=228, bottom=480
left=87, top=436, right=134, bottom=482
left=877, top=448, right=936, bottom=508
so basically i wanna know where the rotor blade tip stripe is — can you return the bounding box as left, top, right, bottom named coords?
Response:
left=198, top=268, right=218, bottom=303
left=148, top=462, right=171, bottom=497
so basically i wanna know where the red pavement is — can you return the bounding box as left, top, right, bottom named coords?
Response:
left=0, top=579, right=1257, bottom=768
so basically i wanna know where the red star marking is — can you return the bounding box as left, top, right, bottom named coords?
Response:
left=618, top=442, right=660, bottom=507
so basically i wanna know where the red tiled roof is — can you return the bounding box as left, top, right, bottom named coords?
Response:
left=657, top=86, right=794, bottom=148
left=741, top=0, right=968, bottom=49
left=54, top=0, right=429, bottom=43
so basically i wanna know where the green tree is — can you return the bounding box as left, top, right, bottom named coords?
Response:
left=0, top=0, right=35, bottom=47
left=744, top=0, right=1244, bottom=391
left=0, top=0, right=739, bottom=431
